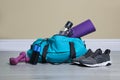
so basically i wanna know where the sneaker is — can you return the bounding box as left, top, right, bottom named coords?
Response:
left=72, top=49, right=93, bottom=64
left=72, top=48, right=102, bottom=64
left=80, top=49, right=112, bottom=67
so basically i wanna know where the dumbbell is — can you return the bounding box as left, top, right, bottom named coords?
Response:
left=9, top=52, right=27, bottom=65
left=19, top=57, right=30, bottom=62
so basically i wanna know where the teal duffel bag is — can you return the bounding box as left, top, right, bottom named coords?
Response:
left=27, top=34, right=87, bottom=64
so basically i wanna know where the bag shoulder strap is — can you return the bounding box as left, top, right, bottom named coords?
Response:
left=42, top=44, right=49, bottom=63
left=69, top=42, right=76, bottom=59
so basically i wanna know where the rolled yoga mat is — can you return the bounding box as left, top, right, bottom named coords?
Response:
left=68, top=19, right=96, bottom=38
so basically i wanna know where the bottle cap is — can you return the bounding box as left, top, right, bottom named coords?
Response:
left=65, top=21, right=73, bottom=29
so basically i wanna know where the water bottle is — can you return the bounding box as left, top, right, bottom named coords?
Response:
left=59, top=21, right=73, bottom=36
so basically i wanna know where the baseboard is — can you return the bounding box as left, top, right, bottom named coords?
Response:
left=84, top=39, right=120, bottom=51
left=0, top=39, right=120, bottom=51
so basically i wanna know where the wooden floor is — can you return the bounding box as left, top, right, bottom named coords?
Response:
left=0, top=51, right=120, bottom=80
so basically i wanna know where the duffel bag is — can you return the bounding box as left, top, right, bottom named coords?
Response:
left=27, top=34, right=87, bottom=64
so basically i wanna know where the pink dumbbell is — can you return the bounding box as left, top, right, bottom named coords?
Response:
left=9, top=52, right=26, bottom=65
left=19, top=57, right=30, bottom=62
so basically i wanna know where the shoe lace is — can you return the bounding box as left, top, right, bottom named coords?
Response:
left=91, top=52, right=101, bottom=58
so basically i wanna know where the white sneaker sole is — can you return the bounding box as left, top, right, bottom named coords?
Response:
left=83, top=61, right=112, bottom=67
left=73, top=61, right=81, bottom=64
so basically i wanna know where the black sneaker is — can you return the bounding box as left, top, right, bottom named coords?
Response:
left=72, top=49, right=93, bottom=64
left=80, top=49, right=112, bottom=67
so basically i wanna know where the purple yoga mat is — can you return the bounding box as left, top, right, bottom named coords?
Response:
left=69, top=19, right=96, bottom=38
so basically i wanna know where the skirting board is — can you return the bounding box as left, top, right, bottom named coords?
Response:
left=0, top=39, right=120, bottom=51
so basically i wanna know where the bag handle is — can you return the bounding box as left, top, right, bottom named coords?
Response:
left=42, top=44, right=49, bottom=63
left=69, top=42, right=76, bottom=59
